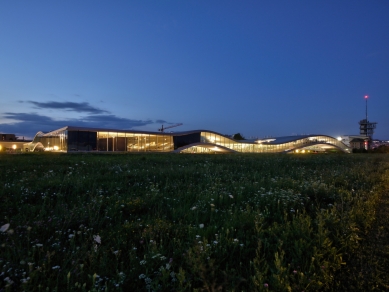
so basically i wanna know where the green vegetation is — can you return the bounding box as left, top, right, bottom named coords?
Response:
left=232, top=133, right=245, bottom=140
left=0, top=153, right=388, bottom=291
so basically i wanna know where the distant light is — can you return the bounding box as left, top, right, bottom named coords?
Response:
left=364, top=95, right=369, bottom=99
left=54, top=146, right=59, bottom=151
left=337, top=137, right=342, bottom=141
left=12, top=144, right=16, bottom=150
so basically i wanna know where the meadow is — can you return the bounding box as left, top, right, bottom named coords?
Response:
left=0, top=153, right=388, bottom=291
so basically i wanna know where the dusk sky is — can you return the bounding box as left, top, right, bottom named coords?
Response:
left=1, top=1, right=388, bottom=140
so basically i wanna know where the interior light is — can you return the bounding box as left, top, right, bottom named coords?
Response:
left=12, top=145, right=17, bottom=150
left=54, top=146, right=59, bottom=151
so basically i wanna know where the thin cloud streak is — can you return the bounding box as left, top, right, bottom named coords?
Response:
left=28, top=101, right=109, bottom=114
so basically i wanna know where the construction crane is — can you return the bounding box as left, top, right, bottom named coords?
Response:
left=158, top=123, right=183, bottom=132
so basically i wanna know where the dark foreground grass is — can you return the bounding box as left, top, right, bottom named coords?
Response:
left=0, top=153, right=388, bottom=291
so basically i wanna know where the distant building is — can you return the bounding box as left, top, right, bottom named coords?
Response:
left=349, top=137, right=368, bottom=150
left=1, top=134, right=17, bottom=141
left=0, top=134, right=29, bottom=152
left=338, top=135, right=369, bottom=150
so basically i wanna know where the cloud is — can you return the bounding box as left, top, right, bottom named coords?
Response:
left=0, top=112, right=156, bottom=139
left=27, top=101, right=109, bottom=114
left=155, top=119, right=168, bottom=124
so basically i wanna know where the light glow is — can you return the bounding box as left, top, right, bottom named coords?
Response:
left=364, top=95, right=368, bottom=99
left=12, top=144, right=16, bottom=150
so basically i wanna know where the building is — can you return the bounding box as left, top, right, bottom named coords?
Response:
left=0, top=134, right=29, bottom=153
left=338, top=135, right=370, bottom=150
left=23, top=126, right=351, bottom=154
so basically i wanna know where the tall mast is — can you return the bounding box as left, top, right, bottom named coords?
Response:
left=364, top=95, right=368, bottom=136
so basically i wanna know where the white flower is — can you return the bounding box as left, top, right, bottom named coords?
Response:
left=229, top=195, right=234, bottom=199
left=199, top=224, right=204, bottom=229
left=69, top=234, right=74, bottom=238
left=210, top=204, right=215, bottom=207
left=191, top=206, right=197, bottom=210
left=213, top=241, right=218, bottom=245
left=0, top=223, right=10, bottom=233
left=52, top=266, right=60, bottom=269
left=93, top=235, right=101, bottom=244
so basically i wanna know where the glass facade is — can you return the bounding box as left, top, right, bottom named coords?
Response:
left=27, top=127, right=350, bottom=154
left=29, top=128, right=174, bottom=152
left=198, top=132, right=350, bottom=153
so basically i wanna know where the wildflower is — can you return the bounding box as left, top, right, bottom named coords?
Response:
left=210, top=204, right=215, bottom=207
left=213, top=241, right=218, bottom=245
left=140, top=260, right=147, bottom=265
left=191, top=206, right=197, bottom=210
left=0, top=224, right=10, bottom=232
left=36, top=243, right=43, bottom=247
left=69, top=234, right=74, bottom=238
left=233, top=238, right=239, bottom=242
left=293, top=270, right=297, bottom=274
left=199, top=224, right=204, bottom=229
left=196, top=235, right=201, bottom=239
left=264, top=283, right=269, bottom=288
left=52, top=266, right=60, bottom=269
left=93, top=235, right=101, bottom=244
left=229, top=195, right=234, bottom=199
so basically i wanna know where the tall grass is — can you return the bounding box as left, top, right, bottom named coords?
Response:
left=0, top=153, right=388, bottom=291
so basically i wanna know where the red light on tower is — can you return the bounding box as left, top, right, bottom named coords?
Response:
left=364, top=95, right=369, bottom=99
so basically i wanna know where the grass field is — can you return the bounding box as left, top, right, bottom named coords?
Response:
left=1, top=153, right=389, bottom=291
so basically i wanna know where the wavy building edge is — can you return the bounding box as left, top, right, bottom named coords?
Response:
left=19, top=126, right=351, bottom=154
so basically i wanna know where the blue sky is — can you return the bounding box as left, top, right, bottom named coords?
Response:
left=1, top=1, right=388, bottom=139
